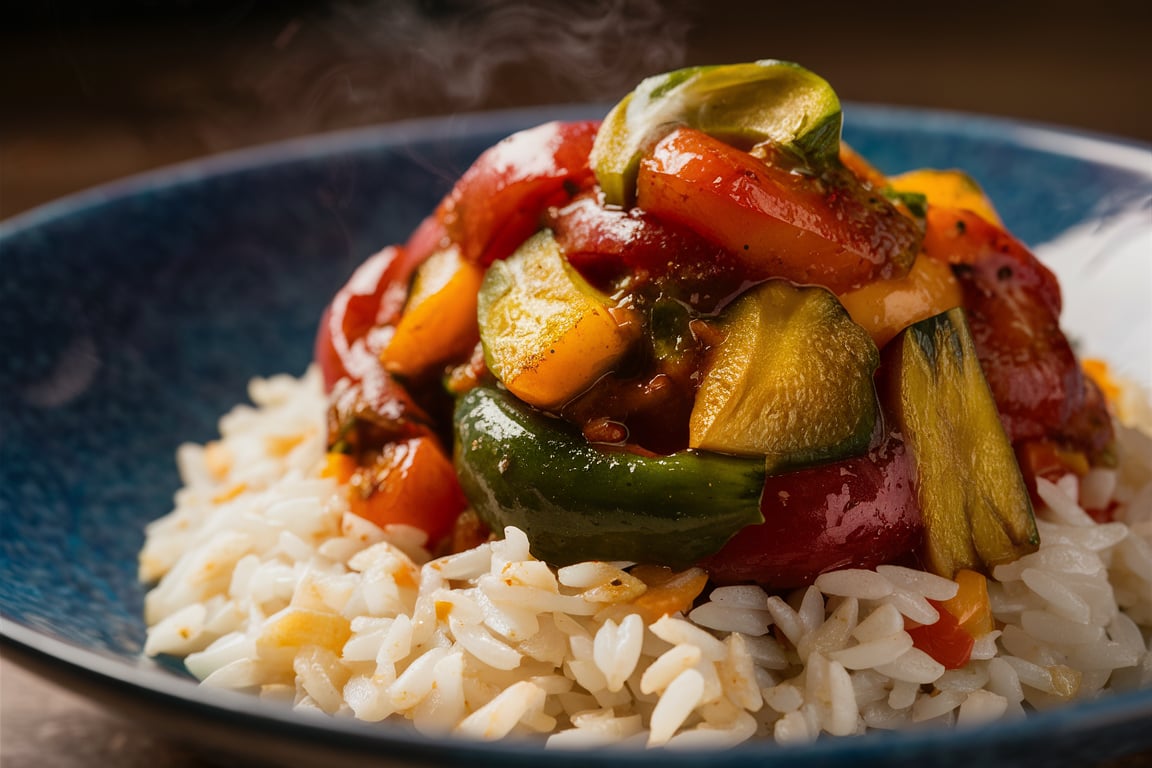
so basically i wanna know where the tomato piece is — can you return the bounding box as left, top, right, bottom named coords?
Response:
left=907, top=600, right=976, bottom=670
left=348, top=436, right=467, bottom=548
left=1059, top=373, right=1115, bottom=463
left=699, top=434, right=923, bottom=589
left=923, top=208, right=1113, bottom=458
left=925, top=207, right=1067, bottom=442
left=315, top=245, right=426, bottom=391
left=438, top=120, right=600, bottom=266
left=405, top=213, right=452, bottom=266
left=636, top=127, right=921, bottom=293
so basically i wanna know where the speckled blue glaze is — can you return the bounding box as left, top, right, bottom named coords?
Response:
left=2, top=104, right=1150, bottom=768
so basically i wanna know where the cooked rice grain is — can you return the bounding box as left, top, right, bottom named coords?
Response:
left=141, top=368, right=1152, bottom=747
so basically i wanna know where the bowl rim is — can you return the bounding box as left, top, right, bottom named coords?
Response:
left=2, top=101, right=1151, bottom=765
left=6, top=613, right=1152, bottom=764
left=3, top=100, right=1149, bottom=238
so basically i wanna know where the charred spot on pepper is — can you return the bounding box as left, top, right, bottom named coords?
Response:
left=885, top=308, right=1039, bottom=579
left=325, top=374, right=439, bottom=463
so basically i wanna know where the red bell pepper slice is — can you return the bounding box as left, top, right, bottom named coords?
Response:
left=636, top=127, right=921, bottom=293
left=314, top=244, right=425, bottom=391
left=699, top=433, right=923, bottom=589
left=924, top=208, right=1113, bottom=459
left=438, top=120, right=600, bottom=266
left=907, top=600, right=977, bottom=671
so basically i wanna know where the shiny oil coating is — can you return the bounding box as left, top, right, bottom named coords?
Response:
left=453, top=385, right=766, bottom=566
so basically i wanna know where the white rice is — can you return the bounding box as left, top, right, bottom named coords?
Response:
left=140, top=367, right=1152, bottom=747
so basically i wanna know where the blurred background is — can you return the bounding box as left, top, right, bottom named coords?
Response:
left=2, top=0, right=1150, bottom=220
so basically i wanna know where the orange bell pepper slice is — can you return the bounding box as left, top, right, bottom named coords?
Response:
left=381, top=246, right=484, bottom=378
left=907, top=569, right=993, bottom=669
left=888, top=168, right=1002, bottom=226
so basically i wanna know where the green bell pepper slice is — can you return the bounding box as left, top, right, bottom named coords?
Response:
left=453, top=386, right=766, bottom=566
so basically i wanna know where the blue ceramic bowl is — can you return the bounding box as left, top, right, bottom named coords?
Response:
left=2, top=105, right=1150, bottom=767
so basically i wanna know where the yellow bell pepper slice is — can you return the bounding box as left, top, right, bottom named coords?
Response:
left=889, top=168, right=1002, bottom=226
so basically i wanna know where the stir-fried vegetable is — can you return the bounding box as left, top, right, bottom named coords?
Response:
left=315, top=245, right=422, bottom=389
left=382, top=246, right=483, bottom=379
left=440, top=120, right=599, bottom=266
left=942, top=569, right=995, bottom=638
left=837, top=253, right=963, bottom=348
left=907, top=602, right=977, bottom=671
left=453, top=386, right=766, bottom=566
left=312, top=60, right=1114, bottom=590
left=907, top=569, right=994, bottom=669
left=348, top=437, right=466, bottom=545
left=884, top=308, right=1039, bottom=578
left=688, top=279, right=880, bottom=470
left=477, top=231, right=640, bottom=409
left=636, top=127, right=921, bottom=293
left=591, top=60, right=842, bottom=206
left=698, top=432, right=923, bottom=588
left=889, top=168, right=1002, bottom=226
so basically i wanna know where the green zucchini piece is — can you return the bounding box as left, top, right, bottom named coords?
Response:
left=689, top=280, right=879, bottom=473
left=454, top=386, right=765, bottom=566
left=887, top=307, right=1039, bottom=579
left=591, top=60, right=842, bottom=206
left=477, top=230, right=640, bottom=409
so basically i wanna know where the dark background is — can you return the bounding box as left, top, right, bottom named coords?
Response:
left=2, top=0, right=1150, bottom=220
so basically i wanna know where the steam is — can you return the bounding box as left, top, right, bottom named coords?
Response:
left=215, top=0, right=694, bottom=143
left=328, top=0, right=692, bottom=106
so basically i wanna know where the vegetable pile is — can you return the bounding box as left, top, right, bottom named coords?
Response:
left=314, top=60, right=1115, bottom=622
